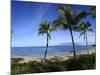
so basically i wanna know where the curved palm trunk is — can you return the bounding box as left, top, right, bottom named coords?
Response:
left=43, top=33, right=49, bottom=61
left=85, top=32, right=89, bottom=55
left=69, top=28, right=76, bottom=57
left=11, top=31, right=13, bottom=47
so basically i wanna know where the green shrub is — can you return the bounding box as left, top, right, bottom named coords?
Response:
left=66, top=53, right=96, bottom=71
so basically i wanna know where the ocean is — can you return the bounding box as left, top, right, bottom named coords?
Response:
left=11, top=45, right=95, bottom=57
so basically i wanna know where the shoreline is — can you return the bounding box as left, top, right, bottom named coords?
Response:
left=11, top=49, right=96, bottom=63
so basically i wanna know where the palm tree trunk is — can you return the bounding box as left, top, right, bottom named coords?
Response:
left=85, top=32, right=89, bottom=55
left=11, top=31, right=13, bottom=46
left=69, top=28, right=76, bottom=57
left=43, top=33, right=49, bottom=61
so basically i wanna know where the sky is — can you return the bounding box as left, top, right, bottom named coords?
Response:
left=11, top=1, right=96, bottom=47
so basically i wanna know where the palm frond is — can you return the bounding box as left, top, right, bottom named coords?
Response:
left=38, top=31, right=45, bottom=36
left=87, top=28, right=94, bottom=32
left=72, top=26, right=81, bottom=32
left=75, top=12, right=88, bottom=24
left=58, top=7, right=66, bottom=19
left=65, top=6, right=74, bottom=25
left=53, top=19, right=66, bottom=30
left=86, top=22, right=91, bottom=28
left=79, top=32, right=85, bottom=38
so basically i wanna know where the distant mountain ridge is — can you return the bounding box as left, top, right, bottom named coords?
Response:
left=56, top=42, right=95, bottom=46
left=12, top=42, right=95, bottom=47
left=56, top=43, right=79, bottom=46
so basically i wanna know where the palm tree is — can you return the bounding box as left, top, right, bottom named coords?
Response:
left=11, top=30, right=13, bottom=44
left=53, top=6, right=88, bottom=57
left=79, top=22, right=94, bottom=55
left=90, top=6, right=96, bottom=18
left=38, top=21, right=52, bottom=61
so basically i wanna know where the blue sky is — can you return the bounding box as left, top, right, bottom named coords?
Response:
left=11, top=1, right=96, bottom=47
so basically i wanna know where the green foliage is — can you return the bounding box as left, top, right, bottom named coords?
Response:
left=11, top=53, right=96, bottom=75
left=66, top=53, right=96, bottom=71
left=38, top=21, right=52, bottom=39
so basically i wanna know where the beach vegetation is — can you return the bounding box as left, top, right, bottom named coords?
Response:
left=11, top=53, right=96, bottom=75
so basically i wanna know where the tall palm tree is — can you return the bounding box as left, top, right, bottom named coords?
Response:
left=53, top=6, right=88, bottom=57
left=79, top=22, right=94, bottom=55
left=90, top=6, right=96, bottom=18
left=11, top=30, right=13, bottom=44
left=38, top=21, right=52, bottom=61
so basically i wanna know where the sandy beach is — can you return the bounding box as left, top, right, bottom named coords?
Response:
left=11, top=49, right=96, bottom=63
